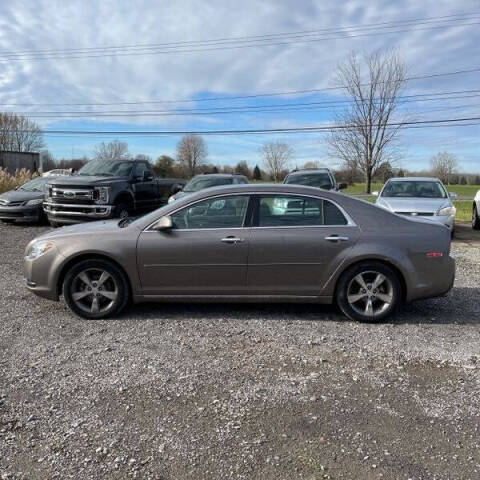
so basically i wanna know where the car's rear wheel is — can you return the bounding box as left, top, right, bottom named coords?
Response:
left=63, top=259, right=130, bottom=319
left=336, top=262, right=401, bottom=322
left=473, top=205, right=480, bottom=230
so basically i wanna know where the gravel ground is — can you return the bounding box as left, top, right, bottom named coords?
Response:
left=1, top=222, right=480, bottom=480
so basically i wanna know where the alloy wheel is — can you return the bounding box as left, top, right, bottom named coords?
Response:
left=346, top=270, right=394, bottom=318
left=71, top=268, right=118, bottom=314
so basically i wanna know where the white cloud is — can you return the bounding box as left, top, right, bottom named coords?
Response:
left=0, top=0, right=479, bottom=168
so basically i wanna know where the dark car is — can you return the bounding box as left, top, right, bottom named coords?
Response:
left=0, top=176, right=56, bottom=224
left=168, top=173, right=249, bottom=203
left=24, top=184, right=454, bottom=322
left=284, top=168, right=347, bottom=191
left=43, top=159, right=185, bottom=226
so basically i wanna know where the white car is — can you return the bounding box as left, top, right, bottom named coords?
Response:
left=42, top=169, right=72, bottom=177
left=373, top=177, right=457, bottom=235
left=473, top=190, right=480, bottom=230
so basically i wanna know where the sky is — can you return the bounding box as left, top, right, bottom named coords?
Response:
left=0, top=0, right=479, bottom=172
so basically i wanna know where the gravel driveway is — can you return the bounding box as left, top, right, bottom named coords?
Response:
left=1, top=223, right=480, bottom=480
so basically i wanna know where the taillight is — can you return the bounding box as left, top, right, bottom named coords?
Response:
left=426, top=252, right=443, bottom=258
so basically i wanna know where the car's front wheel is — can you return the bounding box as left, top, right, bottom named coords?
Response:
left=63, top=259, right=130, bottom=319
left=473, top=205, right=480, bottom=230
left=336, top=262, right=402, bottom=322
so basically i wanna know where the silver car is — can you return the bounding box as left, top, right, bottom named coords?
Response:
left=374, top=177, right=457, bottom=233
left=24, top=184, right=455, bottom=323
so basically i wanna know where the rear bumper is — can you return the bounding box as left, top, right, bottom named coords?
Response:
left=44, top=201, right=113, bottom=224
left=0, top=205, right=41, bottom=222
left=407, top=255, right=455, bottom=302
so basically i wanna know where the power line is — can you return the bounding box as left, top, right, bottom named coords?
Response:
left=2, top=18, right=479, bottom=61
left=2, top=68, right=480, bottom=107
left=7, top=116, right=480, bottom=137
left=3, top=12, right=477, bottom=57
left=8, top=91, right=480, bottom=118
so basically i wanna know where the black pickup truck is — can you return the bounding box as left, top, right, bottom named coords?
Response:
left=43, top=159, right=185, bottom=226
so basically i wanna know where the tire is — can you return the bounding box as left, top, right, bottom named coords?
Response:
left=336, top=261, right=402, bottom=323
left=49, top=221, right=62, bottom=228
left=473, top=205, right=480, bottom=230
left=450, top=228, right=455, bottom=239
left=113, top=203, right=131, bottom=219
left=63, top=259, right=130, bottom=319
left=1, top=219, right=15, bottom=224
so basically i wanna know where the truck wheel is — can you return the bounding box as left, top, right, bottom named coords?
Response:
left=113, top=203, right=131, bottom=219
left=63, top=259, right=130, bottom=319
left=473, top=205, right=480, bottom=230
left=336, top=262, right=402, bottom=323
left=49, top=221, right=62, bottom=228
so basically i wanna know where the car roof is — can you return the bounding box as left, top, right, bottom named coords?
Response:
left=287, top=168, right=332, bottom=174
left=192, top=173, right=245, bottom=179
left=386, top=177, right=442, bottom=182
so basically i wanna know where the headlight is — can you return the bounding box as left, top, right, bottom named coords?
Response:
left=94, top=186, right=111, bottom=204
left=27, top=241, right=54, bottom=260
left=438, top=206, right=456, bottom=216
left=25, top=198, right=43, bottom=206
left=168, top=196, right=175, bottom=204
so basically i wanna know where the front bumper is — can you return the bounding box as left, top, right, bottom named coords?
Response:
left=24, top=245, right=64, bottom=301
left=0, top=205, right=41, bottom=222
left=44, top=201, right=113, bottom=224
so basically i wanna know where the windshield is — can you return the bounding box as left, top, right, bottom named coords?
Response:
left=184, top=177, right=233, bottom=192
left=381, top=181, right=447, bottom=199
left=285, top=173, right=334, bottom=189
left=77, top=160, right=134, bottom=177
left=19, top=176, right=49, bottom=192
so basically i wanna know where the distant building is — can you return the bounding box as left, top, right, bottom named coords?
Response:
left=0, top=151, right=40, bottom=173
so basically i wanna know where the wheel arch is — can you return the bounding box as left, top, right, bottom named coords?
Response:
left=56, top=253, right=132, bottom=298
left=332, top=257, right=408, bottom=304
left=112, top=191, right=135, bottom=208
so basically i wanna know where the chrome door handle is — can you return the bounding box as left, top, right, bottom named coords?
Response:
left=324, top=235, right=349, bottom=242
left=221, top=237, right=244, bottom=244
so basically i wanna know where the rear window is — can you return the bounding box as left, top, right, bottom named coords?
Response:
left=284, top=172, right=334, bottom=190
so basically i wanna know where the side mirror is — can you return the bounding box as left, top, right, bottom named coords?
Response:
left=172, top=184, right=183, bottom=194
left=152, top=215, right=173, bottom=231
left=372, top=191, right=379, bottom=197
left=338, top=182, right=348, bottom=190
left=144, top=171, right=153, bottom=181
left=449, top=192, right=457, bottom=199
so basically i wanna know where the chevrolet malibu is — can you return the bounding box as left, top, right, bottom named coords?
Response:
left=24, top=184, right=455, bottom=322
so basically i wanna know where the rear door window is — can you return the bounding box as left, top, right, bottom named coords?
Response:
left=257, top=195, right=347, bottom=227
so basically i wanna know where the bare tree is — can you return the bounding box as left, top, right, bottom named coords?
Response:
left=260, top=141, right=293, bottom=181
left=0, top=112, right=44, bottom=152
left=328, top=51, right=407, bottom=193
left=176, top=134, right=207, bottom=176
left=430, top=151, right=458, bottom=184
left=94, top=140, right=130, bottom=161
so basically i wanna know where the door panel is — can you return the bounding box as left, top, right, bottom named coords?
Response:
left=246, top=194, right=359, bottom=295
left=137, top=194, right=251, bottom=295
left=246, top=226, right=359, bottom=295
left=137, top=228, right=250, bottom=294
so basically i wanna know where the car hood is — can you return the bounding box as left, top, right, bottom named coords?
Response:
left=46, top=175, right=127, bottom=186
left=37, top=219, right=124, bottom=240
left=0, top=189, right=44, bottom=204
left=376, top=197, right=450, bottom=213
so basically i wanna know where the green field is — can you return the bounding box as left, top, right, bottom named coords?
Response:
left=343, top=183, right=475, bottom=222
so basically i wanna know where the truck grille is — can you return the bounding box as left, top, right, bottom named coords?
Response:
left=49, top=187, right=94, bottom=204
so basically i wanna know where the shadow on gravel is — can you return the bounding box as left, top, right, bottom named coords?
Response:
left=114, top=286, right=480, bottom=325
